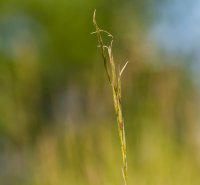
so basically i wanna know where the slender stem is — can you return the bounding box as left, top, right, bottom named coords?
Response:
left=92, top=10, right=128, bottom=185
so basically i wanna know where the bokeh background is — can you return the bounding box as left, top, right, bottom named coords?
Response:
left=0, top=0, right=200, bottom=185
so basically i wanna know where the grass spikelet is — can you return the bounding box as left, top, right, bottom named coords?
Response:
left=92, top=10, right=128, bottom=185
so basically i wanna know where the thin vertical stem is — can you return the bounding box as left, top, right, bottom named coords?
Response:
left=92, top=10, right=128, bottom=185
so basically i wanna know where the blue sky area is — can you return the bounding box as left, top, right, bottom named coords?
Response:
left=150, top=0, right=200, bottom=86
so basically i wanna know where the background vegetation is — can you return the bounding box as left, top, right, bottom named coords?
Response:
left=0, top=0, right=199, bottom=185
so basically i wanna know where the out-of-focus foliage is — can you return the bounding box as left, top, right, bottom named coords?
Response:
left=0, top=0, right=199, bottom=185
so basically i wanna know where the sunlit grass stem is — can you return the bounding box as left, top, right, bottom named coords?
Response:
left=92, top=10, right=128, bottom=185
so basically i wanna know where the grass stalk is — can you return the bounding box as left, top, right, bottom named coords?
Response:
left=92, top=10, right=128, bottom=185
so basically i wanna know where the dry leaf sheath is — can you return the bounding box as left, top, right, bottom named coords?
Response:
left=92, top=10, right=128, bottom=185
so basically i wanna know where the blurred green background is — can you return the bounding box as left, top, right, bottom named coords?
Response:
left=0, top=0, right=200, bottom=185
